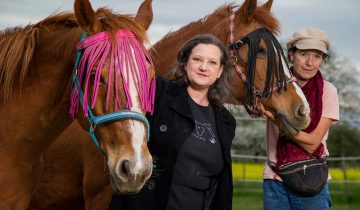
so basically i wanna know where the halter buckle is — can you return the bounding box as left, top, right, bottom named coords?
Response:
left=234, top=40, right=244, bottom=49
left=254, top=90, right=263, bottom=99
left=231, top=55, right=238, bottom=64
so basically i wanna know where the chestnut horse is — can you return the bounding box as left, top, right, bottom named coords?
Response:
left=0, top=0, right=155, bottom=209
left=30, top=0, right=311, bottom=209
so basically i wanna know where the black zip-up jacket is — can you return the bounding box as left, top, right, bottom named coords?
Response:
left=109, top=76, right=236, bottom=210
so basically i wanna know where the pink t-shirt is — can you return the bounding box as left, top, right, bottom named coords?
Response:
left=263, top=80, right=340, bottom=180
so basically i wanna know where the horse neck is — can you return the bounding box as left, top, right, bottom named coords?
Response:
left=0, top=27, right=81, bottom=159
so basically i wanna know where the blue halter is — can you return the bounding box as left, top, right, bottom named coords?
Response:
left=72, top=33, right=150, bottom=156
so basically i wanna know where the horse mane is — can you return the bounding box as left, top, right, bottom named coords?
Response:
left=154, top=2, right=280, bottom=49
left=0, top=26, right=38, bottom=100
left=252, top=5, right=280, bottom=35
left=0, top=7, right=148, bottom=100
left=156, top=4, right=233, bottom=47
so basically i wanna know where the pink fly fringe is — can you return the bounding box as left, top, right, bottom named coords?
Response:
left=70, top=30, right=155, bottom=118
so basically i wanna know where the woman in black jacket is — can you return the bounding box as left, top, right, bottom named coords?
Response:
left=109, top=34, right=236, bottom=210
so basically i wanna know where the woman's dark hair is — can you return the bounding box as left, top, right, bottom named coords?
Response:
left=173, top=34, right=232, bottom=107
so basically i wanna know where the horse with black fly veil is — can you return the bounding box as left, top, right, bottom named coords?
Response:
left=0, top=0, right=155, bottom=209
left=30, top=0, right=311, bottom=209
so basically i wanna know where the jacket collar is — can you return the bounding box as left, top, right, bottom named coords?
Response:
left=213, top=106, right=234, bottom=123
left=167, top=82, right=193, bottom=120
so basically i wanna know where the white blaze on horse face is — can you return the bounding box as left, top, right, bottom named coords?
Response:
left=281, top=57, right=310, bottom=114
left=123, top=46, right=147, bottom=174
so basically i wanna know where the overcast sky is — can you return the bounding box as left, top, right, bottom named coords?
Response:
left=1, top=0, right=359, bottom=68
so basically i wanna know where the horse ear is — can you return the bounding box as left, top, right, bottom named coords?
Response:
left=238, top=0, right=257, bottom=23
left=262, top=0, right=273, bottom=11
left=74, top=0, right=101, bottom=33
left=134, top=0, right=153, bottom=30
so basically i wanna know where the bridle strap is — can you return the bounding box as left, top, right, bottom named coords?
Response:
left=87, top=109, right=150, bottom=154
left=228, top=10, right=297, bottom=117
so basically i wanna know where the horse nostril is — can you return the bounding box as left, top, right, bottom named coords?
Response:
left=121, top=160, right=131, bottom=177
left=296, top=104, right=306, bottom=117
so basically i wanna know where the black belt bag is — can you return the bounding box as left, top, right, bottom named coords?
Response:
left=269, top=158, right=328, bottom=196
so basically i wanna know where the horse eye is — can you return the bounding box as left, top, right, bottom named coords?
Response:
left=90, top=72, right=106, bottom=85
left=90, top=71, right=96, bottom=78
left=257, top=48, right=267, bottom=57
left=99, top=76, right=105, bottom=84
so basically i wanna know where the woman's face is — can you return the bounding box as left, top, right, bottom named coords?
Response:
left=185, top=43, right=223, bottom=91
left=289, top=49, right=324, bottom=86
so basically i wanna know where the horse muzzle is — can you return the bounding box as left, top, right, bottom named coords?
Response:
left=277, top=103, right=311, bottom=136
left=109, top=157, right=153, bottom=194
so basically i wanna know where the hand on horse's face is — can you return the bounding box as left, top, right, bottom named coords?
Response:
left=258, top=103, right=300, bottom=137
left=257, top=103, right=275, bottom=121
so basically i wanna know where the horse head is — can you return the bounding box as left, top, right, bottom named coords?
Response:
left=153, top=0, right=310, bottom=136
left=71, top=0, right=154, bottom=194
left=229, top=0, right=310, bottom=135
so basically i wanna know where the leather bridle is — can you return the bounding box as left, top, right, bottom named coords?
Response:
left=228, top=10, right=296, bottom=117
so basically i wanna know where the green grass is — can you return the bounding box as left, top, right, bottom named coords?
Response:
left=231, top=161, right=360, bottom=210
left=232, top=190, right=360, bottom=210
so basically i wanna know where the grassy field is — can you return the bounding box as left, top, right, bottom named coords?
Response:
left=231, top=161, right=360, bottom=210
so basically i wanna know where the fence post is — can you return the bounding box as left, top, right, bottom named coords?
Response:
left=242, top=160, right=246, bottom=192
left=341, top=154, right=349, bottom=202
